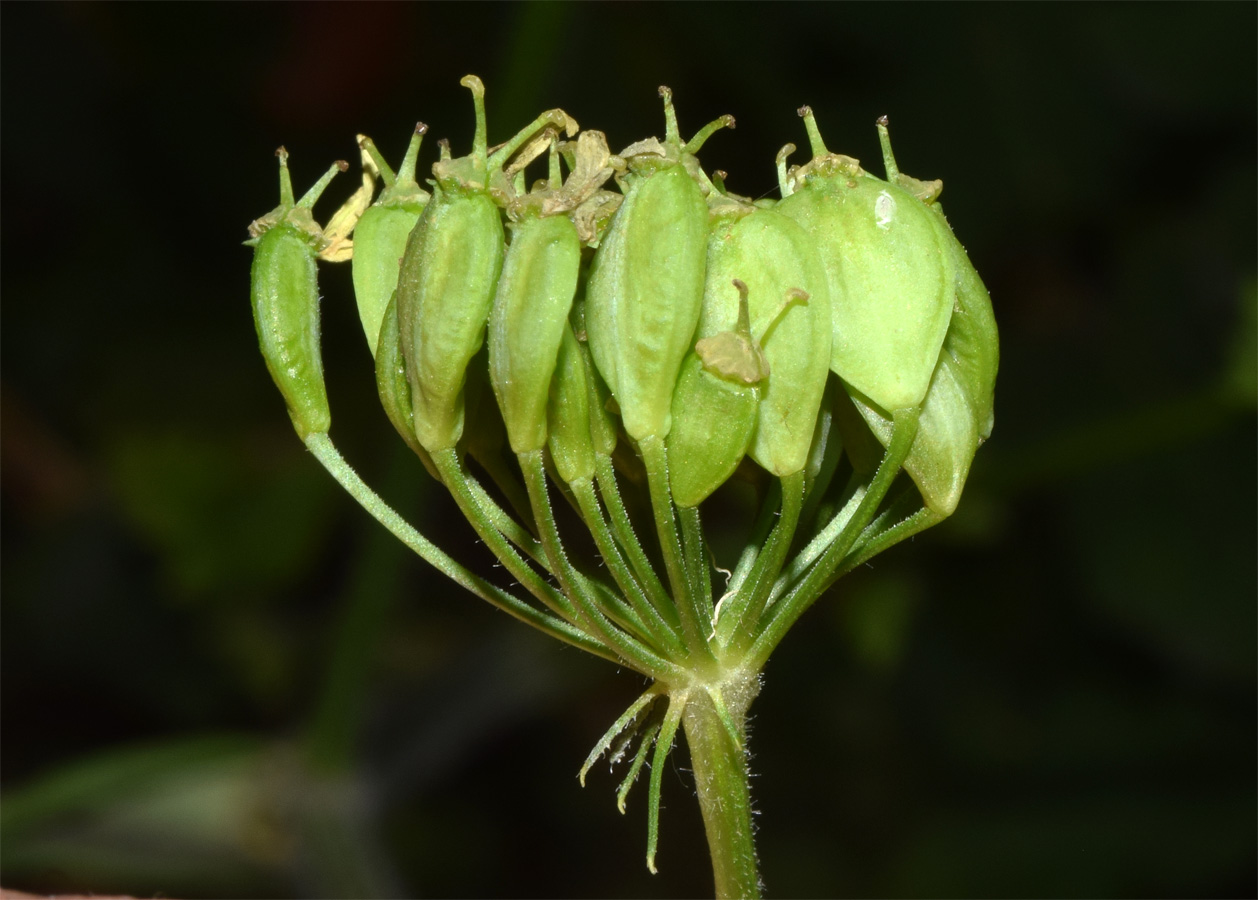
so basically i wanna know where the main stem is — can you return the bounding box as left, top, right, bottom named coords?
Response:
left=682, top=683, right=762, bottom=900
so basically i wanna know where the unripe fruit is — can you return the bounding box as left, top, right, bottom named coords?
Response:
left=246, top=150, right=347, bottom=440
left=397, top=180, right=503, bottom=452
left=396, top=76, right=575, bottom=452
left=846, top=119, right=999, bottom=515
left=586, top=88, right=732, bottom=443
left=374, top=290, right=441, bottom=481
left=667, top=277, right=764, bottom=508
left=490, top=134, right=617, bottom=455
left=777, top=108, right=954, bottom=413
left=491, top=210, right=582, bottom=453
left=547, top=323, right=597, bottom=484
left=938, top=215, right=998, bottom=442
left=351, top=124, right=430, bottom=356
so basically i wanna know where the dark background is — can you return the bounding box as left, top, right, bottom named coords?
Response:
left=2, top=3, right=1254, bottom=898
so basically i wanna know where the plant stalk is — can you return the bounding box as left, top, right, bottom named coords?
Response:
left=682, top=683, right=762, bottom=900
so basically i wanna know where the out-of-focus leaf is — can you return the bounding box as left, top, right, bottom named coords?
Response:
left=0, top=735, right=286, bottom=896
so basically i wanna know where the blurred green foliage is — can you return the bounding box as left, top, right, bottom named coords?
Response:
left=2, top=3, right=1254, bottom=897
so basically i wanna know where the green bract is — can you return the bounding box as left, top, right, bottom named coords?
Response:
left=246, top=79, right=998, bottom=900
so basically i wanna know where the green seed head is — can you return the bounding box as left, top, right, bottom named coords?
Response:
left=251, top=83, right=1000, bottom=877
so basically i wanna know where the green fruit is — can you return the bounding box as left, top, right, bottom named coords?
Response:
left=548, top=323, right=597, bottom=484
left=851, top=354, right=976, bottom=516
left=585, top=88, right=732, bottom=443
left=668, top=276, right=769, bottom=506
left=246, top=150, right=346, bottom=440
left=396, top=76, right=575, bottom=452
left=490, top=211, right=582, bottom=453
left=667, top=351, right=760, bottom=508
left=777, top=108, right=954, bottom=413
left=936, top=211, right=998, bottom=442
left=846, top=119, right=999, bottom=515
left=351, top=124, right=430, bottom=356
left=374, top=290, right=441, bottom=481
left=703, top=207, right=832, bottom=477
left=489, top=134, right=616, bottom=456
left=397, top=182, right=504, bottom=452
left=586, top=165, right=708, bottom=442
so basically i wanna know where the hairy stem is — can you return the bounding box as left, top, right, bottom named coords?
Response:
left=683, top=684, right=761, bottom=900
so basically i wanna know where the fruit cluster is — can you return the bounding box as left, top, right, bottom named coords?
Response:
left=246, top=76, right=998, bottom=876
left=250, top=76, right=995, bottom=527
